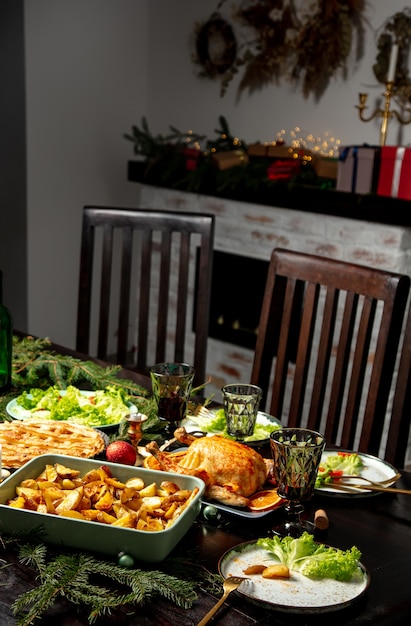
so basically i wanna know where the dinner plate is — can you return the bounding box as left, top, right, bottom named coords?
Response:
left=219, top=541, right=370, bottom=613
left=315, top=449, right=399, bottom=497
left=182, top=409, right=281, bottom=446
left=202, top=498, right=283, bottom=520
left=6, top=391, right=136, bottom=432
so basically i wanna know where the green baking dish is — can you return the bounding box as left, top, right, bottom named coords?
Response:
left=0, top=454, right=205, bottom=563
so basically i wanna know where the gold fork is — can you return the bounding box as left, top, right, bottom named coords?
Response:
left=329, top=482, right=411, bottom=495
left=330, top=472, right=402, bottom=489
left=196, top=576, right=248, bottom=626
left=193, top=404, right=214, bottom=419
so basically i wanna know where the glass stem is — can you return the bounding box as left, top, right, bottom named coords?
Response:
left=285, top=501, right=305, bottom=524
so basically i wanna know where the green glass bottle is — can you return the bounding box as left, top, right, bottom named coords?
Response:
left=0, top=270, right=12, bottom=394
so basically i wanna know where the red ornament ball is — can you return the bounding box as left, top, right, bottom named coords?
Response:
left=105, top=440, right=137, bottom=466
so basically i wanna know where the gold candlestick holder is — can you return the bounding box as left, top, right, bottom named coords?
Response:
left=356, top=82, right=411, bottom=146
left=126, top=412, right=148, bottom=450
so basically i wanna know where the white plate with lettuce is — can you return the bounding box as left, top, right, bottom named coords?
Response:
left=315, top=449, right=399, bottom=497
left=182, top=408, right=281, bottom=446
left=219, top=533, right=370, bottom=613
left=7, top=385, right=136, bottom=431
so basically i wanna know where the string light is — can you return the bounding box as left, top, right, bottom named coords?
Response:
left=274, top=128, right=341, bottom=157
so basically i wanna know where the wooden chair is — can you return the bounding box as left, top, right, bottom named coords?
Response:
left=76, top=205, right=215, bottom=389
left=251, top=248, right=410, bottom=463
left=386, top=300, right=411, bottom=467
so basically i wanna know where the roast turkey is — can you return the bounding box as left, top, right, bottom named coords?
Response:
left=145, top=427, right=268, bottom=507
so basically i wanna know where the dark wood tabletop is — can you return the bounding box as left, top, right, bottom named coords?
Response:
left=1, top=340, right=411, bottom=625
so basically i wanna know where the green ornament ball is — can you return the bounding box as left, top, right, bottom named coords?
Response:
left=118, top=552, right=135, bottom=568
left=202, top=505, right=220, bottom=521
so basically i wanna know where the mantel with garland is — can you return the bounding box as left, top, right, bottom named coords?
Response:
left=127, top=161, right=411, bottom=230
left=124, top=116, right=411, bottom=229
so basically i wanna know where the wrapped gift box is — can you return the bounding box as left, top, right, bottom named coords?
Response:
left=247, top=143, right=270, bottom=157
left=247, top=143, right=292, bottom=158
left=377, top=146, right=411, bottom=200
left=182, top=147, right=201, bottom=171
left=266, top=144, right=294, bottom=158
left=337, top=146, right=381, bottom=194
left=211, top=150, right=249, bottom=170
left=267, top=159, right=301, bottom=180
left=314, top=157, right=338, bottom=179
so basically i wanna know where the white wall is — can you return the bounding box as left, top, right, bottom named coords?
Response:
left=24, top=0, right=409, bottom=348
left=25, top=0, right=148, bottom=347
left=145, top=1, right=411, bottom=147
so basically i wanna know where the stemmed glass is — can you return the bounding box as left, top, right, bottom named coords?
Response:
left=222, top=383, right=262, bottom=441
left=270, top=428, right=326, bottom=537
left=150, top=362, right=195, bottom=439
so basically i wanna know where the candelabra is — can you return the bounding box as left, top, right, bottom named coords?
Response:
left=356, top=82, right=411, bottom=146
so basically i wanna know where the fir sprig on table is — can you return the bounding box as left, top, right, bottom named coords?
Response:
left=10, top=335, right=149, bottom=397
left=10, top=539, right=204, bottom=625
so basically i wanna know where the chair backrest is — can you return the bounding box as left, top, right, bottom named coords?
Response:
left=76, top=205, right=215, bottom=389
left=251, top=248, right=410, bottom=462
left=386, top=300, right=411, bottom=467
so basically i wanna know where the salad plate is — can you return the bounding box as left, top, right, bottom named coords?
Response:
left=6, top=387, right=136, bottom=431
left=315, top=449, right=399, bottom=497
left=182, top=408, right=281, bottom=446
left=219, top=540, right=370, bottom=613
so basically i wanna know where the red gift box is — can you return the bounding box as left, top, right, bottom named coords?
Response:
left=377, top=146, right=411, bottom=200
left=267, top=159, right=301, bottom=181
left=182, top=147, right=201, bottom=171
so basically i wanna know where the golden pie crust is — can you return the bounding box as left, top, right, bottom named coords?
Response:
left=0, top=419, right=106, bottom=469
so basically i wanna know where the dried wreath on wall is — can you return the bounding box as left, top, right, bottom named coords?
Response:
left=193, top=0, right=366, bottom=99
left=373, top=9, right=411, bottom=107
left=194, top=12, right=238, bottom=78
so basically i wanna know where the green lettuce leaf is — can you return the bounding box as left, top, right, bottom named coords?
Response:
left=16, top=385, right=132, bottom=427
left=257, top=532, right=362, bottom=581
left=187, top=408, right=279, bottom=441
left=315, top=452, right=364, bottom=487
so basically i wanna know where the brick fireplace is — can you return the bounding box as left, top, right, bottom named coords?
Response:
left=133, top=182, right=411, bottom=465
left=137, top=183, right=411, bottom=407
left=203, top=250, right=268, bottom=350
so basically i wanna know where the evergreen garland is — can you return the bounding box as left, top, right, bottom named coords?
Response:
left=125, top=116, right=329, bottom=198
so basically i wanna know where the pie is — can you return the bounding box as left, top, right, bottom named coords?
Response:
left=0, top=419, right=106, bottom=468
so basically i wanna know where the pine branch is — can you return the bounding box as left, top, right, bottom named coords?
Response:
left=9, top=542, right=200, bottom=626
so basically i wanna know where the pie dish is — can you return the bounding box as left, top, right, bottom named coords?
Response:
left=0, top=419, right=106, bottom=469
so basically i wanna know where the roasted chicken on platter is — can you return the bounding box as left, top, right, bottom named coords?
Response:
left=145, top=427, right=268, bottom=507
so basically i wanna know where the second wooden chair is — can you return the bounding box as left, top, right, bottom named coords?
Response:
left=251, top=248, right=410, bottom=463
left=76, top=205, right=215, bottom=388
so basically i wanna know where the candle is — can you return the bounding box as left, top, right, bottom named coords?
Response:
left=387, top=43, right=399, bottom=83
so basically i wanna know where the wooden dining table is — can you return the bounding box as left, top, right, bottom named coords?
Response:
left=1, top=338, right=411, bottom=625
